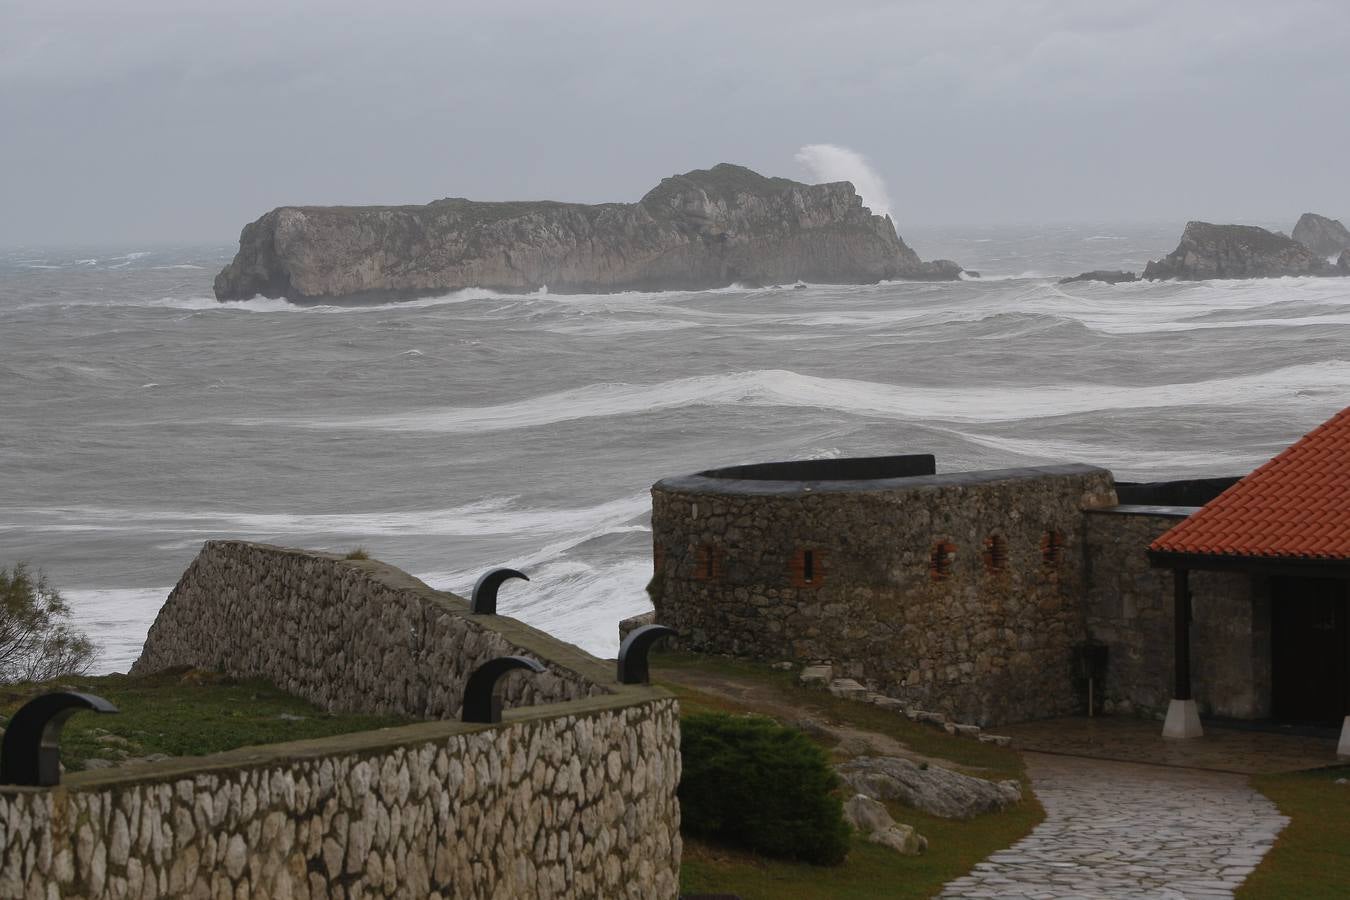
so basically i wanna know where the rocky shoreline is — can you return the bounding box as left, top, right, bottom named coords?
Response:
left=1064, top=214, right=1350, bottom=284
left=214, top=163, right=961, bottom=302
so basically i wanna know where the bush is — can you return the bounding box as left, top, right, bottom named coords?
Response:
left=344, top=547, right=370, bottom=560
left=0, top=563, right=97, bottom=683
left=679, top=712, right=851, bottom=865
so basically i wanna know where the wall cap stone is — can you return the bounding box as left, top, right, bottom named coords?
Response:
left=655, top=463, right=1113, bottom=497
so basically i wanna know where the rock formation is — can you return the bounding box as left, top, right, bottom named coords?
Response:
left=1291, top=212, right=1350, bottom=258
left=214, top=164, right=961, bottom=301
left=1059, top=270, right=1138, bottom=285
left=1142, top=221, right=1333, bottom=280
left=842, top=794, right=928, bottom=855
left=836, top=756, right=1022, bottom=820
left=1341, top=249, right=1350, bottom=274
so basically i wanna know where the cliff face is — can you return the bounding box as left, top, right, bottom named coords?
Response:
left=1142, top=221, right=1332, bottom=280
left=1292, top=212, right=1350, bottom=258
left=214, top=164, right=960, bottom=301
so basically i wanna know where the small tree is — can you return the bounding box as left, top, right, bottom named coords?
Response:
left=0, top=563, right=97, bottom=684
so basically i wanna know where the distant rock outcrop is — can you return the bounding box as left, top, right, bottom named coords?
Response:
left=1340, top=250, right=1350, bottom=274
left=1142, top=221, right=1333, bottom=280
left=1059, top=270, right=1138, bottom=285
left=214, top=164, right=961, bottom=301
left=1292, top=213, right=1350, bottom=258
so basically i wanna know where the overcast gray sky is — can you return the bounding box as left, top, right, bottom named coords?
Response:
left=3, top=0, right=1348, bottom=245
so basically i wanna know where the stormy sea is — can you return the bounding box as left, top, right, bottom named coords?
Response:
left=2, top=223, right=1347, bottom=672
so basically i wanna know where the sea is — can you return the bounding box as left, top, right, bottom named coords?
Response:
left=2, top=222, right=1347, bottom=673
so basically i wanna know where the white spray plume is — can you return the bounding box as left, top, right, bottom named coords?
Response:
left=794, top=144, right=893, bottom=219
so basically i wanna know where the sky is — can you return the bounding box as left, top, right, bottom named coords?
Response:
left=2, top=0, right=1348, bottom=245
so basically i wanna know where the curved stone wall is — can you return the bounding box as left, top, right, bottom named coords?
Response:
left=4, top=541, right=682, bottom=898
left=650, top=464, right=1118, bottom=725
left=0, top=696, right=681, bottom=899
left=132, top=541, right=606, bottom=719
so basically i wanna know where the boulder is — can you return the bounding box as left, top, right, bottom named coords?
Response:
left=842, top=794, right=928, bottom=855
left=798, top=664, right=833, bottom=687
left=1340, top=249, right=1350, bottom=274
left=836, top=755, right=1022, bottom=820
left=1143, top=221, right=1333, bottom=280
left=1292, top=213, right=1350, bottom=258
left=1058, top=270, right=1138, bottom=285
left=214, top=163, right=963, bottom=301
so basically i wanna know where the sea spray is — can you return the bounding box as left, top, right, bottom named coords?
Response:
left=795, top=143, right=894, bottom=219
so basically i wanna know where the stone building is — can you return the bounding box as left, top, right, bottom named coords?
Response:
left=649, top=408, right=1350, bottom=752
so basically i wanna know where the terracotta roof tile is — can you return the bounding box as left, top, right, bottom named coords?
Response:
left=1150, top=407, right=1350, bottom=561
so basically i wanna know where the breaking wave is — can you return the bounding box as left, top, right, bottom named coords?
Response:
left=256, top=361, right=1350, bottom=433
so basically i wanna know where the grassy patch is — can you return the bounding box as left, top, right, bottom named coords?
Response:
left=680, top=790, right=1043, bottom=899
left=655, top=651, right=1043, bottom=897
left=1239, top=766, right=1350, bottom=900
left=0, top=670, right=410, bottom=772
left=655, top=650, right=1025, bottom=779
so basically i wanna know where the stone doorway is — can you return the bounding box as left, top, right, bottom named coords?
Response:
left=1271, top=576, right=1349, bottom=726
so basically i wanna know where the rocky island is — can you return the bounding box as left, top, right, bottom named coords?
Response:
left=213, top=164, right=961, bottom=302
left=1291, top=212, right=1350, bottom=258
left=1141, top=221, right=1336, bottom=280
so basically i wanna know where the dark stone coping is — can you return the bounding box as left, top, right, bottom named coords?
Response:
left=655, top=463, right=1112, bottom=497
left=1087, top=504, right=1199, bottom=519
left=699, top=454, right=935, bottom=482
left=1, top=684, right=673, bottom=796
left=1115, top=476, right=1242, bottom=507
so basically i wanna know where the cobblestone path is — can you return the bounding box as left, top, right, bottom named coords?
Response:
left=940, top=752, right=1289, bottom=899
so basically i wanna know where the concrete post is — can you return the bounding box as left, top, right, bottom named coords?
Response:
left=1163, top=568, right=1203, bottom=739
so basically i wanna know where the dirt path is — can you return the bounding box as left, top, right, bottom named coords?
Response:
left=658, top=664, right=969, bottom=770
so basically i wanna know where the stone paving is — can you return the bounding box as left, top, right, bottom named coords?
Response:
left=939, top=753, right=1289, bottom=899
left=1000, top=716, right=1342, bottom=775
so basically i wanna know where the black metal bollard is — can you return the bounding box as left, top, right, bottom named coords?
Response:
left=461, top=656, right=545, bottom=724
left=616, top=624, right=677, bottom=685
left=470, top=568, right=529, bottom=615
left=0, top=691, right=119, bottom=787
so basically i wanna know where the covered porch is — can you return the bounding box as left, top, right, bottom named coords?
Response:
left=1146, top=406, right=1350, bottom=756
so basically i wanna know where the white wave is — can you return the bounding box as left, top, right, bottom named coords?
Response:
left=255, top=361, right=1350, bottom=434
left=794, top=144, right=893, bottom=219
left=65, top=586, right=171, bottom=674
left=0, top=493, right=651, bottom=540
left=927, top=425, right=1272, bottom=477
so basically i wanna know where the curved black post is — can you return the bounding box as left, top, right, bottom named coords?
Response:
left=470, top=568, right=529, bottom=615
left=616, top=624, right=677, bottom=685
left=461, top=655, right=545, bottom=724
left=1, top=691, right=119, bottom=787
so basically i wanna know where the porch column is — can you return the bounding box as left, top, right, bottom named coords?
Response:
left=1163, top=568, right=1203, bottom=739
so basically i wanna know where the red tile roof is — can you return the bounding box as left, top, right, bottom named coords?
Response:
left=1150, top=407, right=1350, bottom=561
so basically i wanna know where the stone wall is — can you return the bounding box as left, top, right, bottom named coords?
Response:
left=132, top=542, right=606, bottom=719
left=0, top=696, right=681, bottom=899
left=1084, top=508, right=1267, bottom=719
left=650, top=465, right=1118, bottom=725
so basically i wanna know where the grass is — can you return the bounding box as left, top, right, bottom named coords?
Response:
left=1239, top=765, right=1350, bottom=900
left=655, top=650, right=1026, bottom=779
left=653, top=650, right=1043, bottom=898
left=343, top=547, right=371, bottom=560
left=0, top=669, right=410, bottom=772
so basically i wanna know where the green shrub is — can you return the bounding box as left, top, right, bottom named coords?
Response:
left=679, top=712, right=850, bottom=865
left=344, top=547, right=370, bottom=560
